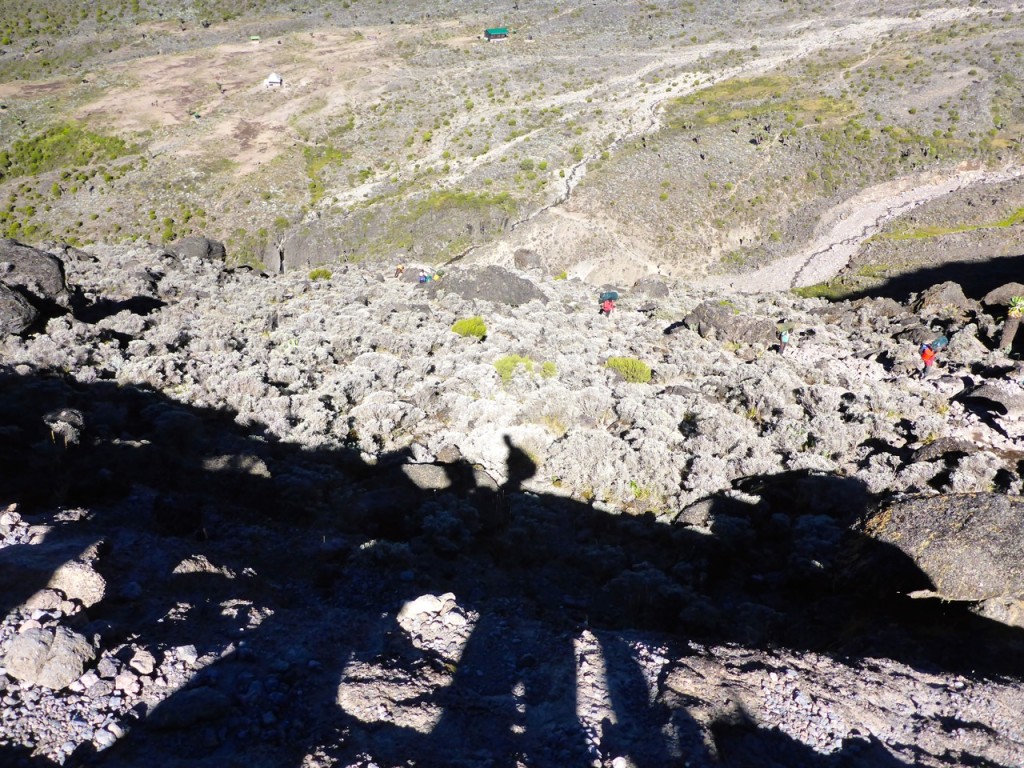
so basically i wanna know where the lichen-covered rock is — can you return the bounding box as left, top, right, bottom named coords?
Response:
left=912, top=281, right=978, bottom=320
left=862, top=493, right=1024, bottom=627
left=435, top=265, right=548, bottom=306
left=167, top=235, right=226, bottom=262
left=959, top=381, right=1024, bottom=418
left=0, top=282, right=38, bottom=335
left=982, top=282, right=1024, bottom=307
left=632, top=275, right=670, bottom=298
left=0, top=239, right=68, bottom=306
left=680, top=300, right=777, bottom=345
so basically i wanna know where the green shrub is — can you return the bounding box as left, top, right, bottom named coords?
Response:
left=452, top=316, right=487, bottom=339
left=554, top=270, right=568, bottom=280
left=495, top=354, right=533, bottom=383
left=308, top=267, right=332, bottom=281
left=541, top=361, right=557, bottom=378
left=606, top=357, right=652, bottom=383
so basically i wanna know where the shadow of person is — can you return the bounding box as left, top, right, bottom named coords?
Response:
left=1, top=365, right=1022, bottom=768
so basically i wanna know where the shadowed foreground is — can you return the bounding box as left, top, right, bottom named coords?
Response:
left=1, top=366, right=1023, bottom=767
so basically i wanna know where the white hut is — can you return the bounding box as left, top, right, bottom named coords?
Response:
left=264, top=72, right=283, bottom=88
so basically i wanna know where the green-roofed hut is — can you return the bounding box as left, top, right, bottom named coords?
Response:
left=484, top=27, right=509, bottom=41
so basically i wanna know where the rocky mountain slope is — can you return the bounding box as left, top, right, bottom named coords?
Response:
left=1, top=237, right=1024, bottom=767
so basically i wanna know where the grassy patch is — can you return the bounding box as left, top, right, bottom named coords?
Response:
left=791, top=279, right=859, bottom=301
left=606, top=356, right=652, bottom=383
left=452, top=316, right=487, bottom=340
left=879, top=207, right=1024, bottom=241
left=494, top=354, right=534, bottom=383
left=0, top=121, right=135, bottom=181
left=304, top=144, right=351, bottom=205
left=410, top=189, right=518, bottom=217
left=666, top=75, right=854, bottom=130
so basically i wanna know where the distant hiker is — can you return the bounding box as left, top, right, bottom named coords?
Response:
left=419, top=270, right=430, bottom=284
left=394, top=264, right=406, bottom=278
left=778, top=329, right=790, bottom=354
left=919, top=343, right=937, bottom=378
left=598, top=290, right=618, bottom=315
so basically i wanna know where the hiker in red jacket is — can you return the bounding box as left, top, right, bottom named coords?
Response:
left=919, top=343, right=936, bottom=378
left=599, top=299, right=615, bottom=315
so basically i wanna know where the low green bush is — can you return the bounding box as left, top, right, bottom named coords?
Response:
left=495, top=354, right=533, bottom=383
left=606, top=356, right=652, bottom=383
left=452, top=316, right=487, bottom=339
left=308, top=267, right=332, bottom=281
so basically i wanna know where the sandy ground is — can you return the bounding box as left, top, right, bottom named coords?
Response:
left=0, top=24, right=413, bottom=175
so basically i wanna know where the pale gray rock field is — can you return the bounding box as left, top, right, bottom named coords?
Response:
left=2, top=241, right=1024, bottom=767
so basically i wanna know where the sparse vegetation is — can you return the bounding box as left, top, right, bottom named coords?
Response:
left=451, top=316, right=487, bottom=340
left=606, top=356, right=652, bottom=383
left=494, top=354, right=534, bottom=383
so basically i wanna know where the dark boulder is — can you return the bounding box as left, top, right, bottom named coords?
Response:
left=958, top=380, right=1024, bottom=418
left=912, top=281, right=978, bottom=320
left=0, top=282, right=39, bottom=335
left=911, top=436, right=978, bottom=463
left=632, top=275, right=670, bottom=298
left=681, top=300, right=777, bottom=345
left=436, top=265, right=547, bottom=306
left=513, top=248, right=543, bottom=270
left=861, top=493, right=1024, bottom=628
left=982, top=282, right=1024, bottom=307
left=264, top=220, right=339, bottom=274
left=0, top=238, right=68, bottom=306
left=850, top=296, right=905, bottom=319
left=167, top=235, right=226, bottom=262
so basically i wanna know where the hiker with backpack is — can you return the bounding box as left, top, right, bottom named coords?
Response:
left=918, top=334, right=948, bottom=378
left=919, top=343, right=937, bottom=378
left=598, top=291, right=618, bottom=315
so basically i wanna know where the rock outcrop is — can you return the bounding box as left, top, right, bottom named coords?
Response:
left=0, top=282, right=38, bottom=335
left=434, top=264, right=548, bottom=306
left=863, top=494, right=1024, bottom=627
left=679, top=299, right=778, bottom=345
left=0, top=239, right=69, bottom=307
